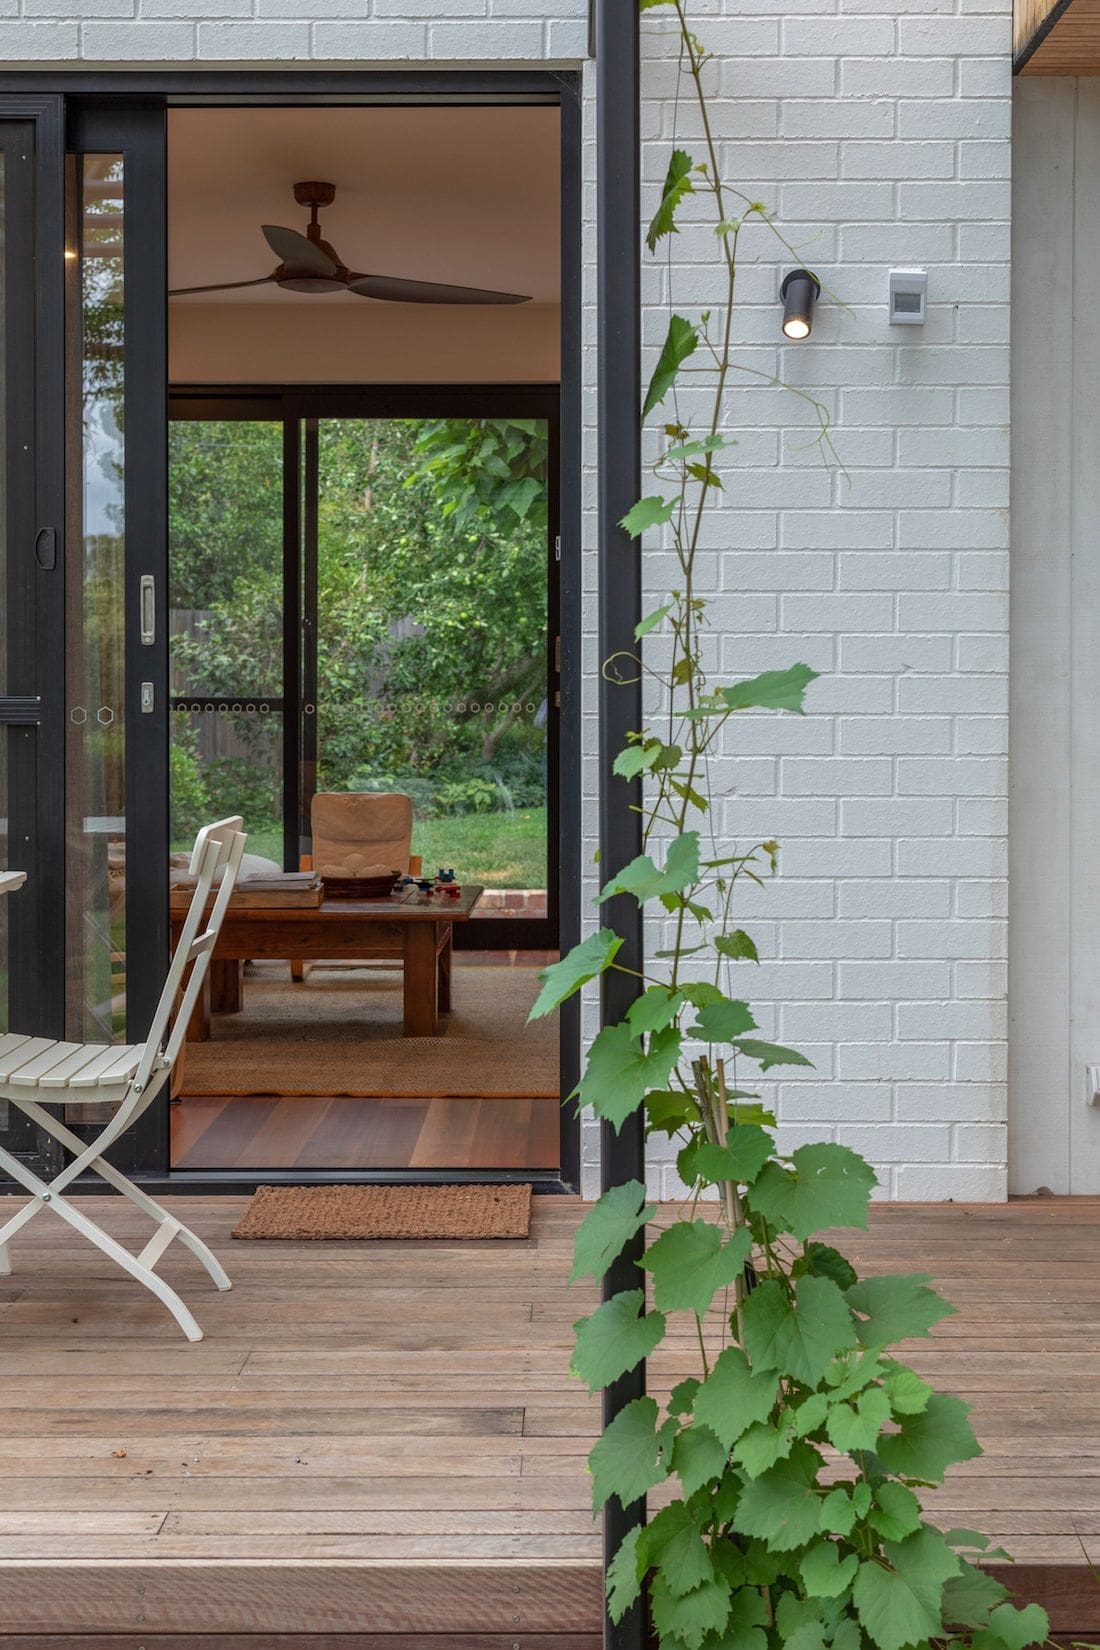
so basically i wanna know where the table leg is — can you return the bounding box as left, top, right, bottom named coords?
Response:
left=404, top=922, right=439, bottom=1037
left=210, top=958, right=243, bottom=1014
left=438, top=930, right=452, bottom=1014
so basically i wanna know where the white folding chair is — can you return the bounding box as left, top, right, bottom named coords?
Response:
left=0, top=817, right=247, bottom=1342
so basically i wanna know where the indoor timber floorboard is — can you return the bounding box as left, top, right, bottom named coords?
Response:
left=170, top=1094, right=561, bottom=1171
left=1, top=1198, right=1100, bottom=1638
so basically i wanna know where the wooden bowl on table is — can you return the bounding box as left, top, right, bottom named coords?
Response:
left=321, top=872, right=399, bottom=900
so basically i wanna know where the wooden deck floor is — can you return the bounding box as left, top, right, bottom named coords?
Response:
left=0, top=1196, right=1099, bottom=1643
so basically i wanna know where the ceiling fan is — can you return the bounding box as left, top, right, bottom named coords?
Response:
left=169, top=180, right=531, bottom=305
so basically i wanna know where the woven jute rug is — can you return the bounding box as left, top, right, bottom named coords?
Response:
left=182, top=965, right=557, bottom=1099
left=231, top=1181, right=532, bottom=1241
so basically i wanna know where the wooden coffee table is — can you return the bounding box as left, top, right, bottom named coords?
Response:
left=172, top=884, right=483, bottom=1041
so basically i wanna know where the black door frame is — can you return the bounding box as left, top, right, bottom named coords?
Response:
left=0, top=96, right=66, bottom=1178
left=0, top=69, right=583, bottom=1194
left=167, top=382, right=563, bottom=955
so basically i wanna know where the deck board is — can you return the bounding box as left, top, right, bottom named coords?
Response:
left=0, top=1196, right=1099, bottom=1636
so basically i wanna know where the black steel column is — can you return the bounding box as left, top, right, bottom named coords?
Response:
left=596, top=0, right=646, bottom=1646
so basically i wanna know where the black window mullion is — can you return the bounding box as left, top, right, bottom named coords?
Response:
left=301, top=417, right=319, bottom=852
left=282, top=415, right=302, bottom=872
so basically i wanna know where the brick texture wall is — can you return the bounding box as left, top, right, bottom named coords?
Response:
left=0, top=0, right=1013, bottom=1201
left=578, top=0, right=1012, bottom=1202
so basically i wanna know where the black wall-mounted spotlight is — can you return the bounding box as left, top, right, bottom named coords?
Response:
left=780, top=268, right=820, bottom=340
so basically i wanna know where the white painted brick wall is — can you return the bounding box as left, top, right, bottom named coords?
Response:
left=579, top=0, right=1013, bottom=1205
left=0, top=0, right=1012, bottom=1203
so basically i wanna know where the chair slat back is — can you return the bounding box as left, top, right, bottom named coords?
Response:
left=134, top=816, right=246, bottom=1089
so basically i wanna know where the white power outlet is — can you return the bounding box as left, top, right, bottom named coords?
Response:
left=1086, top=1064, right=1100, bottom=1106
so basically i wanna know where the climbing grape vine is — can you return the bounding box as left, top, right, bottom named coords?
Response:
left=528, top=3, right=1052, bottom=1648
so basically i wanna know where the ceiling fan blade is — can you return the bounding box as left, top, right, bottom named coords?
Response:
left=261, top=224, right=337, bottom=276
left=346, top=272, right=530, bottom=305
left=168, top=276, right=276, bottom=297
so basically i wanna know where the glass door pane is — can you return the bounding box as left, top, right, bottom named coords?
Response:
left=311, top=417, right=552, bottom=928
left=65, top=155, right=127, bottom=1042
left=169, top=418, right=286, bottom=866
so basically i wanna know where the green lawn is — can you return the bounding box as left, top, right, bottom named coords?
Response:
left=173, top=807, right=547, bottom=890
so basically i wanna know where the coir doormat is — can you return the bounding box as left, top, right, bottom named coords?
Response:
left=231, top=1181, right=532, bottom=1240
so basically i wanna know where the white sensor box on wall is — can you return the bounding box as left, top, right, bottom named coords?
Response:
left=888, top=269, right=927, bottom=325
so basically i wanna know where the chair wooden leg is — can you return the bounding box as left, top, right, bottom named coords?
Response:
left=291, top=959, right=305, bottom=981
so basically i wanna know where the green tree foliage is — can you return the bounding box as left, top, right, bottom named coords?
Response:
left=168, top=416, right=551, bottom=830
left=529, top=0, right=1052, bottom=1645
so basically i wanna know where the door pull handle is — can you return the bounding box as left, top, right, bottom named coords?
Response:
left=34, top=527, right=57, bottom=571
left=140, top=575, right=156, bottom=645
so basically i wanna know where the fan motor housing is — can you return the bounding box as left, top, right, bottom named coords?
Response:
left=293, top=181, right=336, bottom=208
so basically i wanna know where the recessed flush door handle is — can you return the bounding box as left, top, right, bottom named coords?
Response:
left=139, top=575, right=156, bottom=645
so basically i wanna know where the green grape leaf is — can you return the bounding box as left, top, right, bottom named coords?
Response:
left=607, top=1524, right=647, bottom=1624
left=975, top=1603, right=1050, bottom=1650
left=792, top=1242, right=859, bottom=1292
left=612, top=742, right=661, bottom=780
left=641, top=1220, right=752, bottom=1316
left=710, top=1587, right=769, bottom=1650
left=646, top=148, right=696, bottom=251
left=748, top=1144, right=876, bottom=1241
left=651, top=1576, right=731, bottom=1650
left=735, top=1442, right=825, bottom=1551
left=941, top=1561, right=1009, bottom=1629
left=598, top=832, right=700, bottom=904
left=944, top=1529, right=997, bottom=1553
left=529, top=929, right=622, bottom=1019
left=644, top=315, right=700, bottom=417
left=669, top=1376, right=701, bottom=1416
left=645, top=1088, right=701, bottom=1134
left=627, top=985, right=687, bottom=1037
left=720, top=663, right=820, bottom=714
left=692, top=1346, right=781, bottom=1448
left=775, top=1595, right=828, bottom=1650
left=825, top=1387, right=892, bottom=1454
left=569, top=1180, right=655, bottom=1284
left=678, top=980, right=727, bottom=1010
left=671, top=1422, right=728, bottom=1498
left=846, top=1273, right=956, bottom=1348
left=800, top=1540, right=859, bottom=1599
left=571, top=1290, right=666, bottom=1391
left=635, top=601, right=675, bottom=640
left=853, top=1528, right=960, bottom=1650
left=620, top=494, right=676, bottom=537
left=819, top=1484, right=859, bottom=1537
left=690, top=997, right=757, bottom=1043
left=876, top=1392, right=981, bottom=1482
left=693, top=1129, right=775, bottom=1187
left=733, top=1413, right=798, bottom=1478
left=883, top=1364, right=934, bottom=1415
left=792, top=1391, right=830, bottom=1437
left=647, top=1501, right=715, bottom=1597
left=588, top=1395, right=670, bottom=1511
left=830, top=1619, right=863, bottom=1650
left=867, top=1480, right=923, bottom=1541
left=578, top=1022, right=683, bottom=1130
left=716, top=929, right=759, bottom=962
left=731, top=1038, right=815, bottom=1073
left=742, top=1275, right=857, bottom=1387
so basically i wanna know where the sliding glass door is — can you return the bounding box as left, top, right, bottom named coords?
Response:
left=0, top=98, right=171, bottom=1182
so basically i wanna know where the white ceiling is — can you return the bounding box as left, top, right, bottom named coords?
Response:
left=167, top=105, right=561, bottom=306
